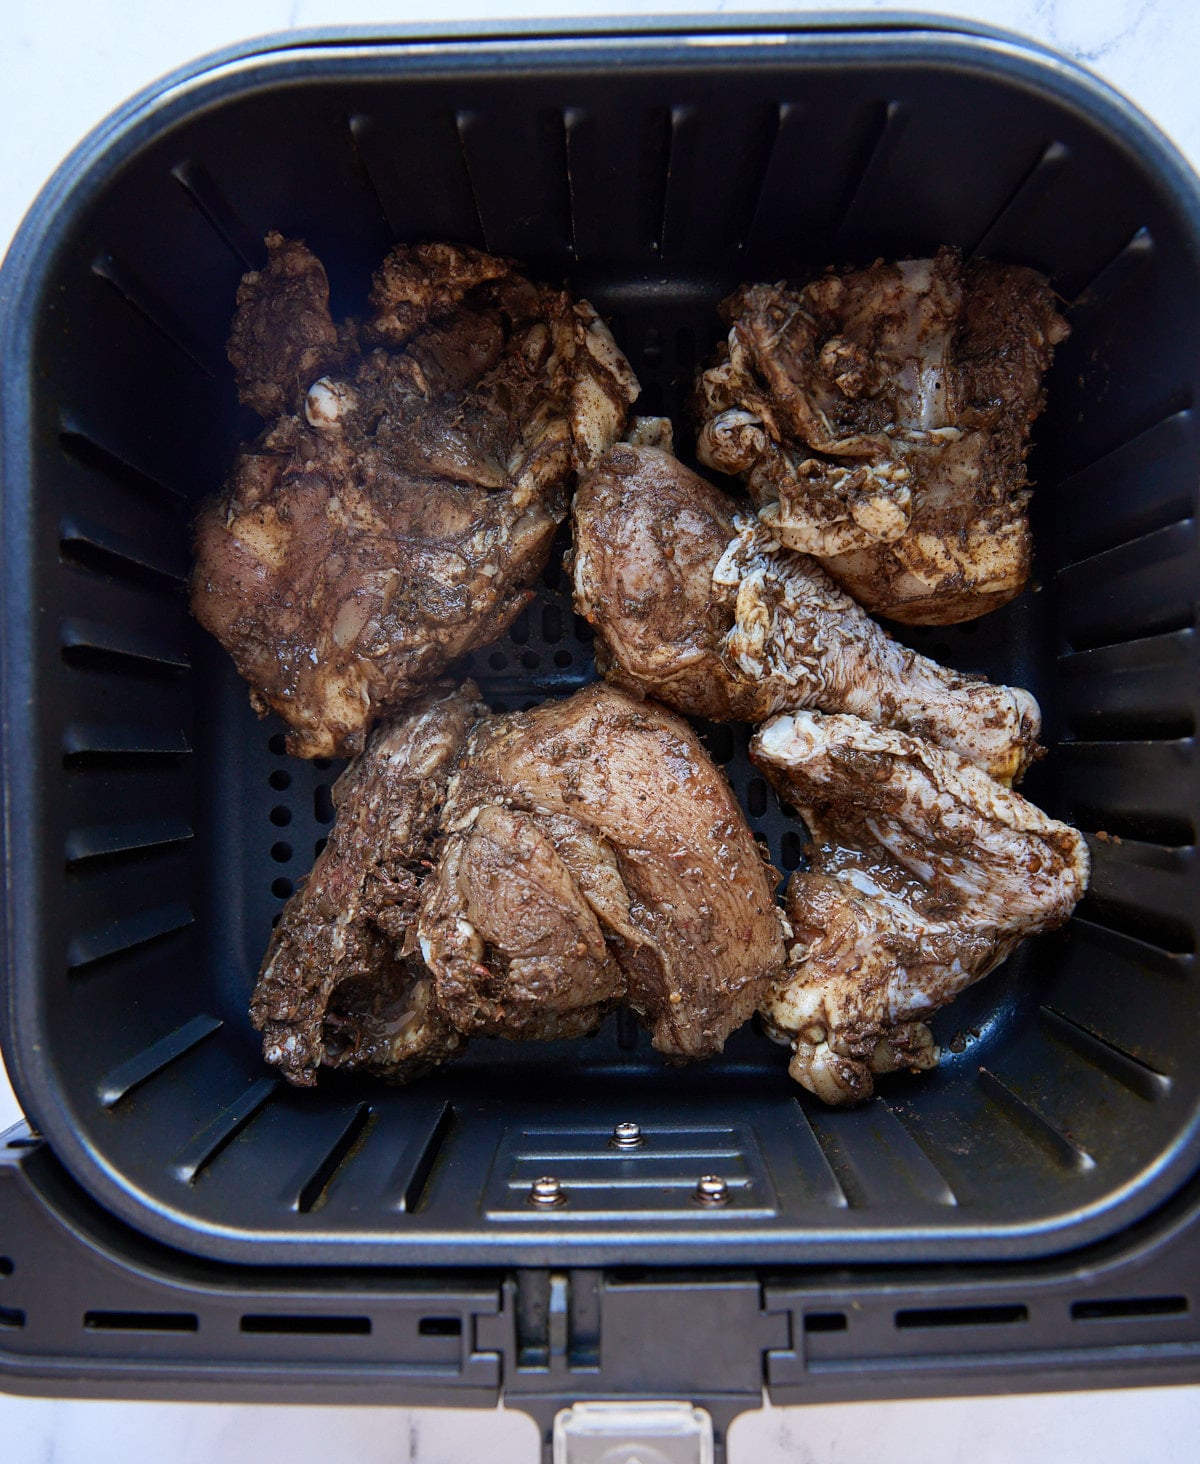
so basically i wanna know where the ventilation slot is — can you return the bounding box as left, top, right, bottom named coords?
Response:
left=67, top=818, right=193, bottom=869
left=1074, top=892, right=1195, bottom=957
left=1052, top=407, right=1197, bottom=574
left=84, top=1311, right=198, bottom=1333
left=91, top=253, right=217, bottom=376
left=804, top=1312, right=848, bottom=1334
left=0, top=1257, right=12, bottom=1276
left=968, top=139, right=1068, bottom=255
left=171, top=1078, right=280, bottom=1184
left=296, top=1104, right=374, bottom=1213
left=1067, top=803, right=1194, bottom=853
left=895, top=1304, right=1027, bottom=1330
left=67, top=901, right=194, bottom=972
left=976, top=1069, right=1096, bottom=1172
left=803, top=1099, right=955, bottom=1208
left=1040, top=1006, right=1171, bottom=1101
left=397, top=1102, right=454, bottom=1213
left=171, top=160, right=257, bottom=267
left=59, top=425, right=184, bottom=502
left=61, top=619, right=189, bottom=678
left=60, top=515, right=187, bottom=591
left=1071, top=1296, right=1187, bottom=1322
left=831, top=100, right=908, bottom=244
left=455, top=102, right=575, bottom=259
left=0, top=1306, right=27, bottom=1329
left=98, top=1014, right=223, bottom=1107
left=63, top=723, right=191, bottom=766
left=418, top=1316, right=462, bottom=1337
left=1064, top=708, right=1195, bottom=745
left=1071, top=225, right=1156, bottom=313
left=240, top=1314, right=371, bottom=1336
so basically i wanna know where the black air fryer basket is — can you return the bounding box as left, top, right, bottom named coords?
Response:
left=3, top=14, right=1200, bottom=1456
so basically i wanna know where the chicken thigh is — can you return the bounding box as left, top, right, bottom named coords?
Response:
left=695, top=247, right=1068, bottom=623
left=571, top=443, right=1041, bottom=782
left=250, top=682, right=485, bottom=1087
left=193, top=233, right=639, bottom=757
left=420, top=683, right=786, bottom=1059
left=751, top=710, right=1089, bottom=1104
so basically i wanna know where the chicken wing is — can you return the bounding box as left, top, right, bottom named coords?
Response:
left=750, top=710, right=1089, bottom=1104
left=571, top=443, right=1041, bottom=782
left=695, top=247, right=1068, bottom=623
left=193, top=233, right=639, bottom=757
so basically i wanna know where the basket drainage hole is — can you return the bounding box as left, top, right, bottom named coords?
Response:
left=803, top=1312, right=847, bottom=1333
left=270, top=805, right=292, bottom=827
left=271, top=842, right=293, bottom=864
left=554, top=649, right=573, bottom=668
left=314, top=784, right=335, bottom=824
left=271, top=878, right=294, bottom=900
left=488, top=651, right=507, bottom=671
left=268, top=769, right=291, bottom=792
left=0, top=1257, right=12, bottom=1277
left=418, top=1316, right=462, bottom=1337
left=268, top=733, right=288, bottom=755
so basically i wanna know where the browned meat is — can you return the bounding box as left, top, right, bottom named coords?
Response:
left=254, top=682, right=784, bottom=1085
left=249, top=682, right=485, bottom=1087
left=695, top=247, right=1068, bottom=623
left=419, top=683, right=785, bottom=1059
left=571, top=443, right=1041, bottom=782
left=193, top=233, right=639, bottom=757
left=751, top=710, right=1089, bottom=1104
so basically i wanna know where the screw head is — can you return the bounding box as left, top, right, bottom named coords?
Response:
left=528, top=1175, right=567, bottom=1208
left=693, top=1174, right=730, bottom=1207
left=610, top=1121, right=644, bottom=1150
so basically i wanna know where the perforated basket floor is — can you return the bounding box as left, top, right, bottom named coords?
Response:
left=2, top=22, right=1200, bottom=1266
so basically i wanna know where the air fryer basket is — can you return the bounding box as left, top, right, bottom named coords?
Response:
left=3, top=18, right=1200, bottom=1286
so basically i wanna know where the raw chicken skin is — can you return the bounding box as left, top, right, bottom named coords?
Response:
left=695, top=247, right=1068, bottom=623
left=571, top=443, right=1041, bottom=782
left=751, top=710, right=1089, bottom=1104
left=193, top=233, right=639, bottom=757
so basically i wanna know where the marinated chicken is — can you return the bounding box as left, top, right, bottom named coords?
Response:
left=253, top=682, right=785, bottom=1085
left=193, top=233, right=639, bottom=757
left=695, top=247, right=1069, bottom=623
left=751, top=710, right=1090, bottom=1104
left=571, top=443, right=1041, bottom=782
left=420, top=683, right=785, bottom=1059
left=250, top=682, right=485, bottom=1087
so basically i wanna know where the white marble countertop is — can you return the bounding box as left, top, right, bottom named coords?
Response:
left=3, top=1, right=1199, bottom=1458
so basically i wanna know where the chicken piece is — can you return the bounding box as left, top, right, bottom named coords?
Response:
left=193, top=233, right=639, bottom=757
left=249, top=682, right=484, bottom=1087
left=419, top=683, right=786, bottom=1059
left=417, top=806, right=626, bottom=1041
left=750, top=710, right=1090, bottom=1104
left=695, top=247, right=1069, bottom=623
left=571, top=443, right=1041, bottom=782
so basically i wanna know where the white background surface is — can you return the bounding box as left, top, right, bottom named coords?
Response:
left=3, top=0, right=1200, bottom=1458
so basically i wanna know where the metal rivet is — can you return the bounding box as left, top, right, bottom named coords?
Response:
left=693, top=1174, right=730, bottom=1207
left=528, top=1175, right=567, bottom=1208
left=610, top=1121, right=644, bottom=1150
